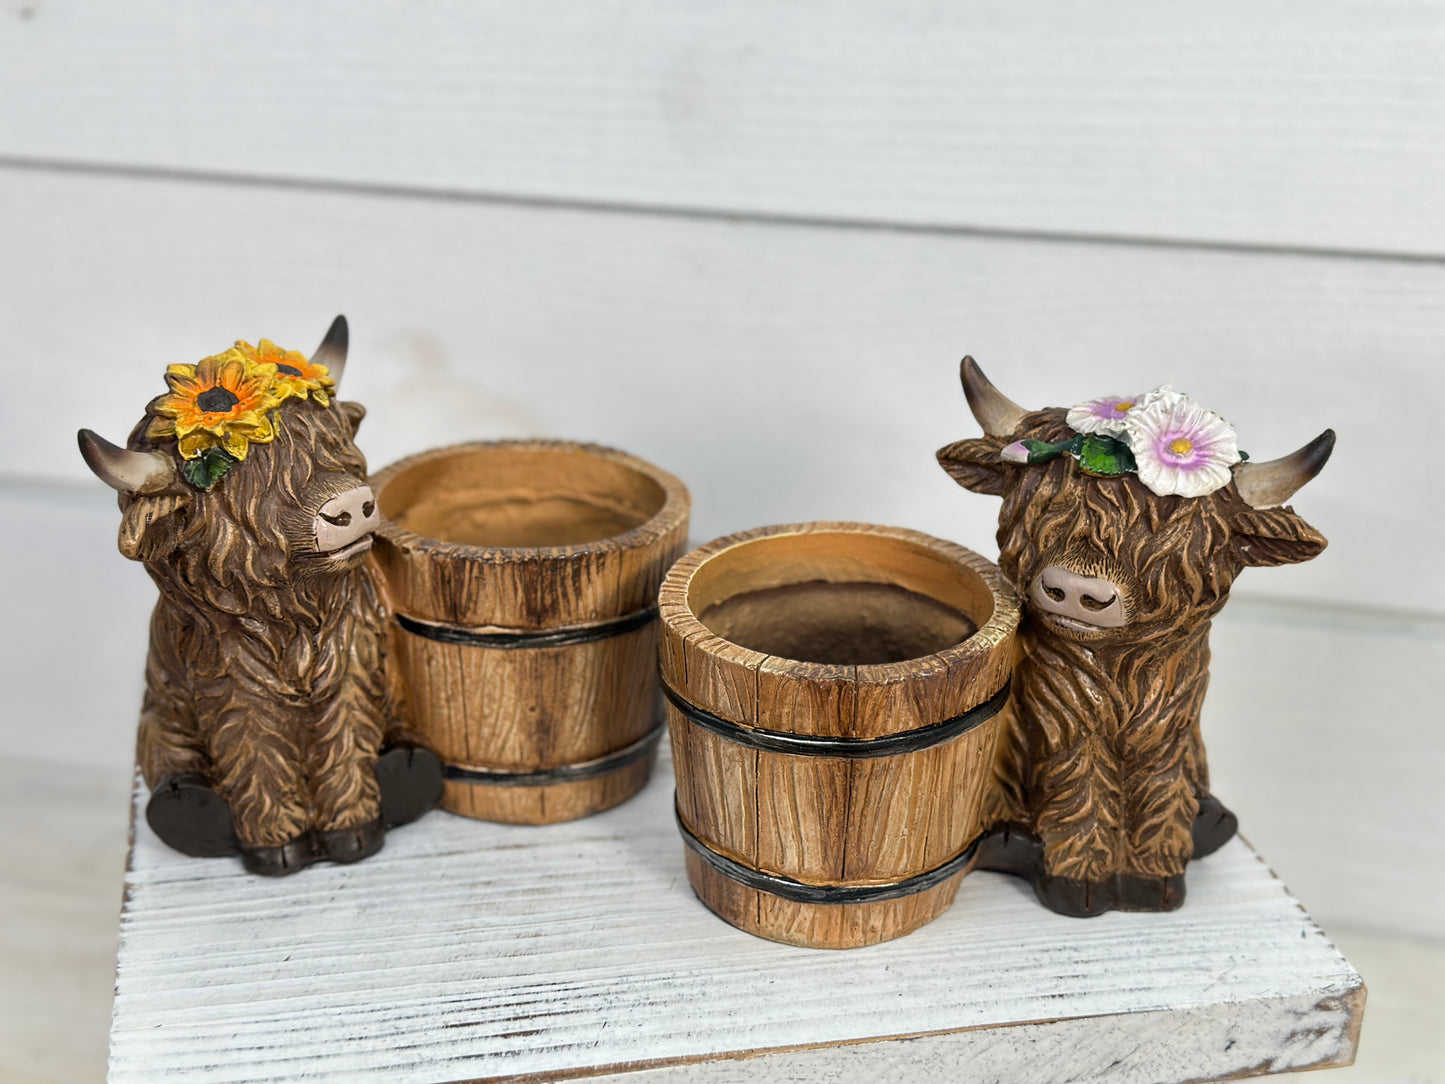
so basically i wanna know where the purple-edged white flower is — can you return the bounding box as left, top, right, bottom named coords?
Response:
left=1125, top=393, right=1241, bottom=498
left=1001, top=441, right=1032, bottom=464
left=1066, top=394, right=1145, bottom=436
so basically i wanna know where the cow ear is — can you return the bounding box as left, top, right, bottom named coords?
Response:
left=1230, top=506, right=1327, bottom=568
left=937, top=438, right=1011, bottom=497
left=118, top=492, right=191, bottom=562
left=338, top=400, right=366, bottom=436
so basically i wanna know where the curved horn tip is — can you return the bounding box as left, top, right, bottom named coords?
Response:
left=1234, top=428, right=1336, bottom=509
left=77, top=428, right=176, bottom=494
left=958, top=355, right=1029, bottom=437
left=311, top=314, right=349, bottom=381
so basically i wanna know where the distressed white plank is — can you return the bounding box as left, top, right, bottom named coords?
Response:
left=2, top=1, right=1444, bottom=255
left=3, top=166, right=1442, bottom=614
left=109, top=748, right=1361, bottom=1083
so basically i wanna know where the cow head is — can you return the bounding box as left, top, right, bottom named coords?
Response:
left=78, top=317, right=379, bottom=602
left=938, top=359, right=1332, bottom=644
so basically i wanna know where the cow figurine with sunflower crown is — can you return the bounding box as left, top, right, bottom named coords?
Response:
left=939, top=359, right=1333, bottom=917
left=79, top=317, right=441, bottom=876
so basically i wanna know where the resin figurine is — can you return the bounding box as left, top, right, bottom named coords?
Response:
left=78, top=316, right=441, bottom=876
left=938, top=359, right=1333, bottom=916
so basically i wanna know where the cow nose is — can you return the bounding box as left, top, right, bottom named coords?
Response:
left=1029, top=566, right=1127, bottom=629
left=314, top=484, right=379, bottom=553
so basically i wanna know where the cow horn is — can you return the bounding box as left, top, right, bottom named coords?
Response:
left=77, top=429, right=176, bottom=494
left=1233, top=430, right=1335, bottom=509
left=960, top=356, right=1029, bottom=437
left=311, top=314, right=349, bottom=386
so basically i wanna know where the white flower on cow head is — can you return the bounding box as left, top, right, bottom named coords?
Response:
left=1125, top=391, right=1241, bottom=499
left=1066, top=394, right=1145, bottom=436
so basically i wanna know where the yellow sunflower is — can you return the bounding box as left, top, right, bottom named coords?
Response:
left=244, top=338, right=335, bottom=406
left=147, top=347, right=282, bottom=461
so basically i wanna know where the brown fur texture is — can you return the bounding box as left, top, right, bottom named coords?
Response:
left=939, top=407, right=1327, bottom=894
left=121, top=397, right=398, bottom=849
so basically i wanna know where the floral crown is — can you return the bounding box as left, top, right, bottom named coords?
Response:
left=1001, top=386, right=1247, bottom=499
left=145, top=339, right=335, bottom=489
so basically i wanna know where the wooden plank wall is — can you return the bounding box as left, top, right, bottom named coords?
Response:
left=1, top=0, right=1441, bottom=949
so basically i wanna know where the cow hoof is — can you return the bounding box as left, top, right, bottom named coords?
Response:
left=1116, top=873, right=1187, bottom=911
left=975, top=821, right=1043, bottom=877
left=146, top=773, right=237, bottom=858
left=376, top=744, right=444, bottom=828
left=1192, top=794, right=1239, bottom=859
left=240, top=833, right=319, bottom=877
left=1033, top=872, right=1116, bottom=917
left=318, top=817, right=385, bottom=863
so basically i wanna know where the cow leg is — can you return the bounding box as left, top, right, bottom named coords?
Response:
left=1117, top=722, right=1203, bottom=912
left=136, top=634, right=209, bottom=786
left=202, top=693, right=314, bottom=869
left=1034, top=730, right=1125, bottom=884
left=135, top=648, right=241, bottom=857
left=305, top=657, right=386, bottom=864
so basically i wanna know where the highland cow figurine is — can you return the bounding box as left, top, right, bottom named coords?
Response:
left=79, top=317, right=441, bottom=876
left=938, top=359, right=1333, bottom=917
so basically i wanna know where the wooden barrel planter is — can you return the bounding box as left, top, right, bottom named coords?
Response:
left=659, top=522, right=1020, bottom=948
left=371, top=440, right=690, bottom=824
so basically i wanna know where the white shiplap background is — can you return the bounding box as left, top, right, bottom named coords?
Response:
left=1, top=3, right=1443, bottom=1080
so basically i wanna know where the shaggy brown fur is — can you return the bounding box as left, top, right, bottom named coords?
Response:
left=940, top=407, right=1326, bottom=903
left=121, top=397, right=396, bottom=850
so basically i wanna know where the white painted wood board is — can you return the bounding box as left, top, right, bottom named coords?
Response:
left=4, top=2, right=1445, bottom=256
left=109, top=745, right=1362, bottom=1083
left=4, top=166, right=1441, bottom=613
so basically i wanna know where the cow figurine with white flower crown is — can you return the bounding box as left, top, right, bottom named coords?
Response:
left=78, top=317, right=442, bottom=876
left=938, top=359, right=1333, bottom=916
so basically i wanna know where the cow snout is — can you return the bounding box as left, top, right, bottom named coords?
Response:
left=1029, top=566, right=1127, bottom=630
left=314, top=484, right=379, bottom=555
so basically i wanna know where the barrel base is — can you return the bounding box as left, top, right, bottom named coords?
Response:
left=442, top=750, right=656, bottom=825
left=683, top=849, right=972, bottom=949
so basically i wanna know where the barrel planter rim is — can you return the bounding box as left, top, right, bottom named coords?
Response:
left=659, top=520, right=1021, bottom=682
left=371, top=438, right=691, bottom=567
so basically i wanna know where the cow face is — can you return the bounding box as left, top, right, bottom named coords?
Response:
left=938, top=359, right=1332, bottom=644
left=78, top=317, right=378, bottom=588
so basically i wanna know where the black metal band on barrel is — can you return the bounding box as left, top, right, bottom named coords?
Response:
left=441, top=724, right=663, bottom=787
left=661, top=678, right=1010, bottom=759
left=675, top=801, right=983, bottom=905
left=396, top=605, right=659, bottom=650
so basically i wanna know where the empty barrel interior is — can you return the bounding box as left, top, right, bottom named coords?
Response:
left=690, top=530, right=993, bottom=666
left=377, top=445, right=668, bottom=548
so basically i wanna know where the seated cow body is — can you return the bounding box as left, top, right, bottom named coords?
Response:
left=939, top=359, right=1332, bottom=916
left=79, top=317, right=440, bottom=875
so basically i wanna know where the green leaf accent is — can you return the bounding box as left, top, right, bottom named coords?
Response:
left=182, top=447, right=237, bottom=490
left=1238, top=449, right=1250, bottom=462
left=1021, top=434, right=1083, bottom=464
left=1076, top=433, right=1138, bottom=476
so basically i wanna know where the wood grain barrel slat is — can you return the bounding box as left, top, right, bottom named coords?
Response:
left=371, top=440, right=689, bottom=825
left=660, top=522, right=1020, bottom=948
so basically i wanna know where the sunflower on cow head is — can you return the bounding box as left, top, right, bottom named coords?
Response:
left=146, top=339, right=336, bottom=490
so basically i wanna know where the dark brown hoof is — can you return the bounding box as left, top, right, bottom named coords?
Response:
left=317, top=817, right=385, bottom=863
left=1116, top=873, right=1187, bottom=911
left=239, top=833, right=319, bottom=877
left=1034, top=872, right=1116, bottom=917
left=376, top=744, right=443, bottom=828
left=146, top=773, right=237, bottom=858
left=1192, top=794, right=1239, bottom=859
left=975, top=822, right=1043, bottom=877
